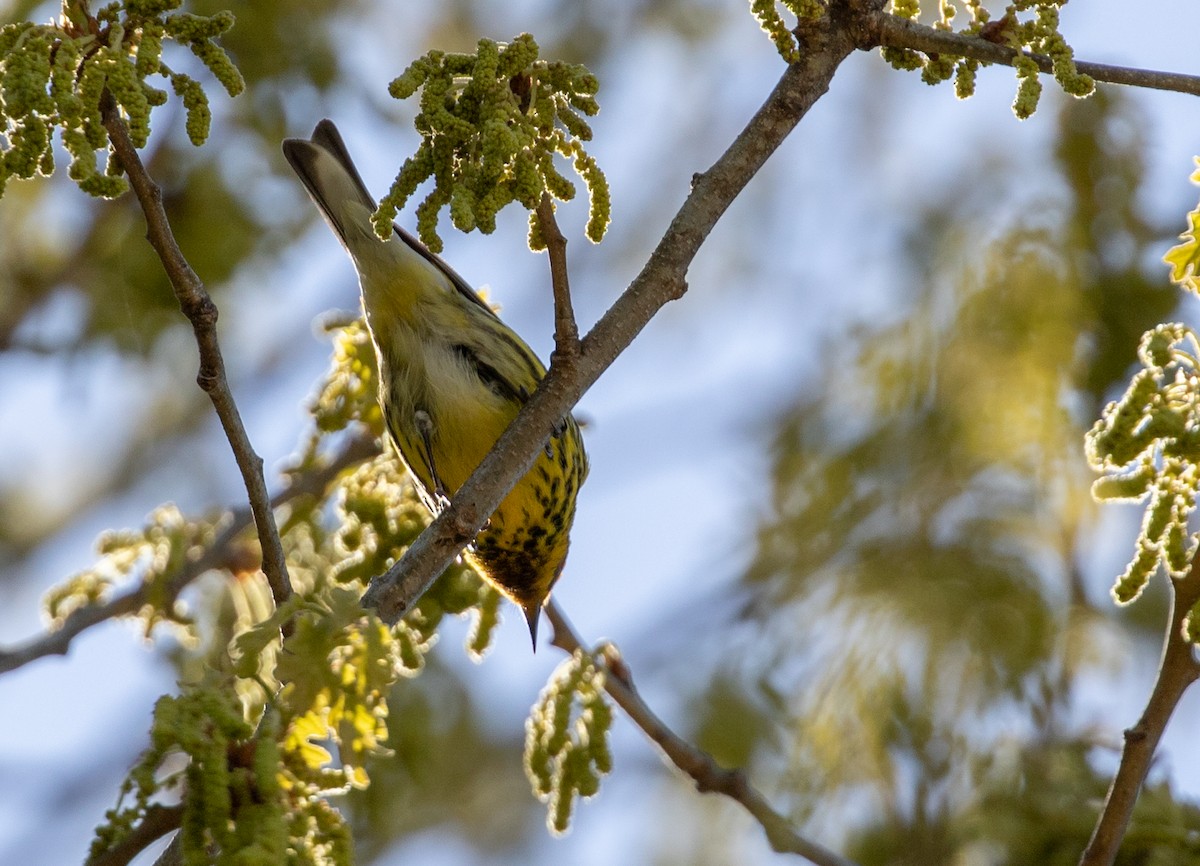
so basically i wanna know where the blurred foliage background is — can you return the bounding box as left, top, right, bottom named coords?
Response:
left=3, top=1, right=1200, bottom=864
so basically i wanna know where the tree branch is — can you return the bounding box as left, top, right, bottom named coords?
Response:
left=543, top=601, right=858, bottom=866
left=536, top=193, right=581, bottom=358
left=87, top=804, right=183, bottom=866
left=99, top=94, right=293, bottom=610
left=0, top=433, right=379, bottom=675
left=864, top=13, right=1200, bottom=97
left=361, top=5, right=867, bottom=621
left=1078, top=560, right=1200, bottom=866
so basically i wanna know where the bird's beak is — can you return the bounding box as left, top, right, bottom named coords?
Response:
left=522, top=600, right=542, bottom=652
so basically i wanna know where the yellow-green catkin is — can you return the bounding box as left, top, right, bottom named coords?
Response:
left=0, top=2, right=242, bottom=200
left=380, top=33, right=609, bottom=253
left=524, top=649, right=615, bottom=835
left=1087, top=323, right=1200, bottom=615
left=871, top=0, right=1094, bottom=121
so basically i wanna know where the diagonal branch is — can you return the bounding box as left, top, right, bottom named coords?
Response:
left=0, top=433, right=379, bottom=675
left=99, top=94, right=293, bottom=610
left=1078, top=558, right=1200, bottom=866
left=544, top=601, right=858, bottom=866
left=864, top=12, right=1200, bottom=97
left=361, top=5, right=866, bottom=621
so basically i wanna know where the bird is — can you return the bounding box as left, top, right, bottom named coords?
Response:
left=282, top=119, right=587, bottom=649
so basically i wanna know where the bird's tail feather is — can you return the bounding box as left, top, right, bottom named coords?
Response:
left=283, top=119, right=499, bottom=317
left=282, top=119, right=381, bottom=254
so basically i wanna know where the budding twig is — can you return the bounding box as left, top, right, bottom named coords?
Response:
left=868, top=13, right=1200, bottom=97
left=89, top=805, right=183, bottom=866
left=544, top=601, right=859, bottom=866
left=0, top=434, right=378, bottom=674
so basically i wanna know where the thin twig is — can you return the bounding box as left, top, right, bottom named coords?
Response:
left=865, top=13, right=1200, bottom=97
left=362, top=5, right=864, bottom=622
left=1079, top=560, right=1200, bottom=866
left=543, top=601, right=858, bottom=866
left=99, top=93, right=293, bottom=609
left=536, top=193, right=580, bottom=357
left=87, top=804, right=183, bottom=866
left=0, top=433, right=379, bottom=675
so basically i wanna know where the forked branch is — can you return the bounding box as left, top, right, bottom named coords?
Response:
left=362, top=7, right=863, bottom=622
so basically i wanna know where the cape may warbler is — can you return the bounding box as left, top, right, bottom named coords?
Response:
left=283, top=120, right=587, bottom=647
